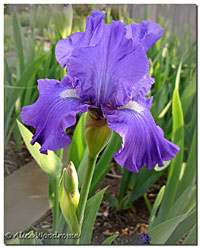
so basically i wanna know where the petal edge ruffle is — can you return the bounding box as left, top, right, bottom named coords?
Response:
left=21, top=76, right=88, bottom=154
left=102, top=102, right=179, bottom=172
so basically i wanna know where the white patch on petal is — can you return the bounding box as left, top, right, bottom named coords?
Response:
left=118, top=101, right=144, bottom=114
left=60, top=89, right=79, bottom=99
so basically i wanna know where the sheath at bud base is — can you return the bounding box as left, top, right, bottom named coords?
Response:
left=85, top=111, right=113, bottom=158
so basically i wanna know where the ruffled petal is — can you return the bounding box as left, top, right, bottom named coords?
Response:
left=68, top=20, right=149, bottom=107
left=21, top=76, right=88, bottom=154
left=132, top=73, right=154, bottom=100
left=55, top=10, right=105, bottom=68
left=102, top=101, right=179, bottom=172
left=126, top=20, right=164, bottom=52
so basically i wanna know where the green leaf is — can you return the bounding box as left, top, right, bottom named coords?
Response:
left=167, top=185, right=196, bottom=220
left=124, top=167, right=161, bottom=208
left=77, top=148, right=88, bottom=186
left=176, top=129, right=196, bottom=197
left=80, top=187, right=107, bottom=244
left=13, top=8, right=25, bottom=76
left=148, top=186, right=165, bottom=230
left=166, top=210, right=196, bottom=244
left=17, top=120, right=62, bottom=177
left=155, top=59, right=184, bottom=224
left=158, top=100, right=172, bottom=119
left=181, top=74, right=196, bottom=116
left=102, top=234, right=118, bottom=245
left=42, top=50, right=52, bottom=78
left=104, top=193, right=119, bottom=210
left=182, top=223, right=196, bottom=245
left=25, top=35, right=35, bottom=67
left=5, top=55, right=46, bottom=139
left=68, top=113, right=87, bottom=169
left=4, top=57, right=12, bottom=86
left=148, top=207, right=196, bottom=244
left=143, top=193, right=152, bottom=213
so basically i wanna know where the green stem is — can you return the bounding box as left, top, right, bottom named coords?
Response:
left=52, top=176, right=60, bottom=233
left=77, top=155, right=97, bottom=231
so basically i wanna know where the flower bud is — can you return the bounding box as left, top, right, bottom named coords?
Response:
left=59, top=164, right=80, bottom=233
left=85, top=109, right=113, bottom=158
left=64, top=161, right=80, bottom=209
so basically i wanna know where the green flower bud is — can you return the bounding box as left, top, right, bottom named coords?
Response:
left=64, top=161, right=80, bottom=209
left=85, top=109, right=113, bottom=158
left=59, top=164, right=80, bottom=234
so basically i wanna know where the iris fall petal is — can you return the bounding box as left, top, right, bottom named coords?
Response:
left=21, top=76, right=88, bottom=154
left=102, top=100, right=179, bottom=172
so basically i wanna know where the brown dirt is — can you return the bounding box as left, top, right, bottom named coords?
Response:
left=4, top=136, right=32, bottom=177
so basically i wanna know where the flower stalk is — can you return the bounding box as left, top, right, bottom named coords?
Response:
left=52, top=176, right=60, bottom=233
left=77, top=155, right=97, bottom=227
left=76, top=111, right=112, bottom=242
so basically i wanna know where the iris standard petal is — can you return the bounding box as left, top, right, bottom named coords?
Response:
left=68, top=20, right=149, bottom=107
left=21, top=76, right=88, bottom=154
left=132, top=73, right=154, bottom=100
left=55, top=10, right=105, bottom=68
left=126, top=20, right=164, bottom=52
left=102, top=100, right=179, bottom=172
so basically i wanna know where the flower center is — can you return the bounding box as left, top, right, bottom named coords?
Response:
left=87, top=107, right=107, bottom=127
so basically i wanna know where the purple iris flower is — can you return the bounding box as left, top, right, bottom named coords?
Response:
left=132, top=234, right=151, bottom=245
left=21, top=10, right=179, bottom=173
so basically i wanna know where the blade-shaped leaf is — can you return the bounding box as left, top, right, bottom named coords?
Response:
left=148, top=207, right=196, bottom=244
left=80, top=187, right=107, bottom=244
left=102, top=234, right=118, bottom=245
left=181, top=74, right=196, bottom=116
left=148, top=186, right=165, bottom=230
left=77, top=148, right=88, bottom=186
left=13, top=8, right=25, bottom=76
left=124, top=168, right=161, bottom=208
left=166, top=210, right=196, bottom=244
left=5, top=55, right=46, bottom=138
left=182, top=223, right=196, bottom=245
left=68, top=113, right=87, bottom=169
left=25, top=35, right=35, bottom=67
left=17, top=120, right=62, bottom=177
left=176, top=129, right=196, bottom=197
left=155, top=59, right=184, bottom=224
left=104, top=193, right=119, bottom=210
left=167, top=183, right=196, bottom=220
